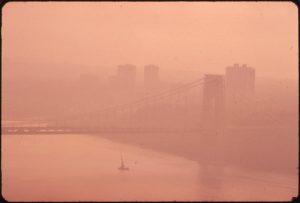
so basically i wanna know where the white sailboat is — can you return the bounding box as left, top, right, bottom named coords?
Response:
left=118, top=155, right=129, bottom=171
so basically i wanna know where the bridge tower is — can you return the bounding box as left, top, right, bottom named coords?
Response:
left=202, top=74, right=225, bottom=128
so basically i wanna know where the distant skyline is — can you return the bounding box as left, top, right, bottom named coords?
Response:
left=2, top=2, right=298, bottom=79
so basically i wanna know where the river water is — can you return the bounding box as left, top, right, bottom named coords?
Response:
left=2, top=133, right=298, bottom=201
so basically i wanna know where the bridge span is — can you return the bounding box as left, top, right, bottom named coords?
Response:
left=2, top=126, right=213, bottom=135
left=2, top=75, right=226, bottom=135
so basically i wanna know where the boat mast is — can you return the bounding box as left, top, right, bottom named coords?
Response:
left=121, top=154, right=125, bottom=167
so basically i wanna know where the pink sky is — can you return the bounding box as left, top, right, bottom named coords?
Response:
left=2, top=1, right=298, bottom=78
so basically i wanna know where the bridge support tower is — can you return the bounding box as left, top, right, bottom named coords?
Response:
left=202, top=74, right=225, bottom=129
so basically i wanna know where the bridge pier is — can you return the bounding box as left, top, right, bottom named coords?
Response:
left=202, top=74, right=225, bottom=130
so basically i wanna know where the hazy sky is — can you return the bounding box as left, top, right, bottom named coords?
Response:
left=2, top=2, right=298, bottom=78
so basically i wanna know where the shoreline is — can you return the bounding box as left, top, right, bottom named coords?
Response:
left=91, top=126, right=298, bottom=176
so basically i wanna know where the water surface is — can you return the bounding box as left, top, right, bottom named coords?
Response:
left=2, top=133, right=297, bottom=201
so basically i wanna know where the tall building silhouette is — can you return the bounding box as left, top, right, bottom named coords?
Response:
left=225, top=64, right=255, bottom=123
left=144, top=64, right=159, bottom=92
left=225, top=64, right=255, bottom=99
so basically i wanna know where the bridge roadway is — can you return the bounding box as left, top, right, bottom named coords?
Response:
left=2, top=126, right=209, bottom=135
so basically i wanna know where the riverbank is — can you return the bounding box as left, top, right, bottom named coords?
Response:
left=93, top=126, right=298, bottom=176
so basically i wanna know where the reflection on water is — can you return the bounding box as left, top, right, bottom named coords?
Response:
left=2, top=134, right=297, bottom=201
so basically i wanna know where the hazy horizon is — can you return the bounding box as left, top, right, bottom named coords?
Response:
left=2, top=1, right=298, bottom=79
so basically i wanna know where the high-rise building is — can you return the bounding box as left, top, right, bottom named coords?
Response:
left=225, top=64, right=255, bottom=99
left=117, top=64, right=136, bottom=90
left=144, top=64, right=159, bottom=91
left=225, top=64, right=255, bottom=122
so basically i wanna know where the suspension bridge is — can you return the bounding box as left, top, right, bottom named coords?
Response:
left=2, top=74, right=226, bottom=134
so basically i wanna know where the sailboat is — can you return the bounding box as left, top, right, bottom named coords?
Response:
left=118, top=155, right=129, bottom=171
